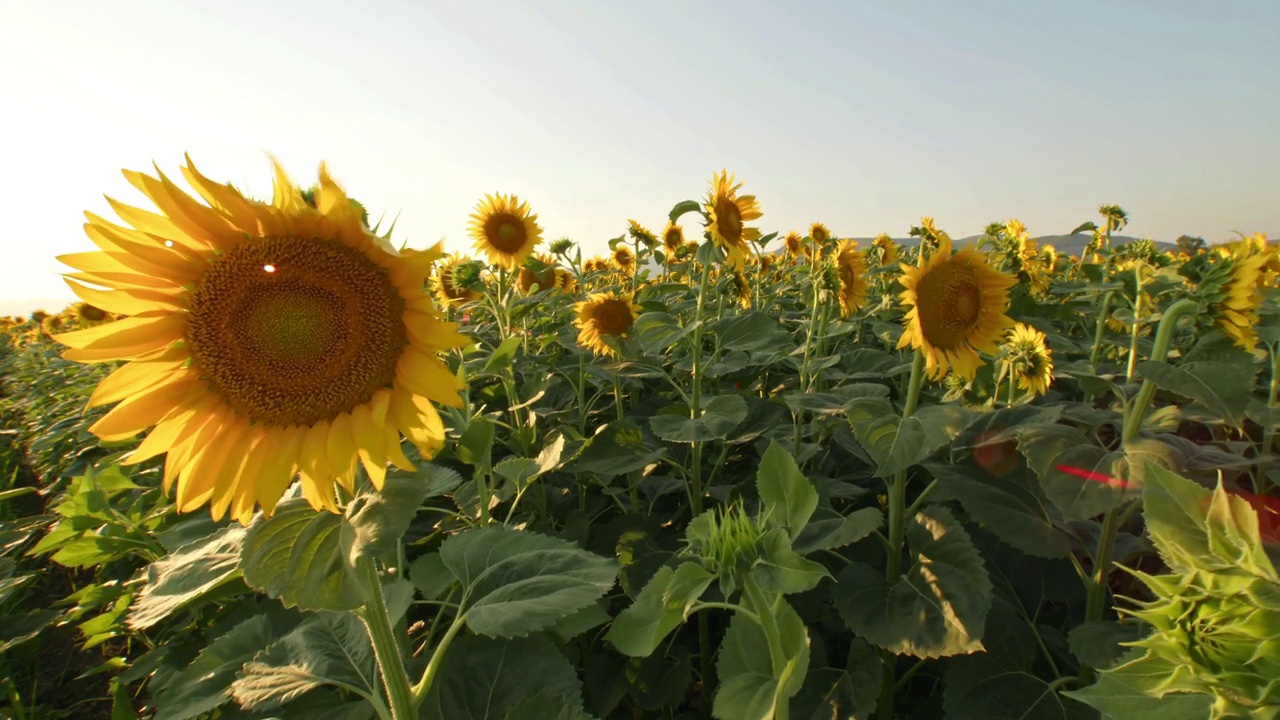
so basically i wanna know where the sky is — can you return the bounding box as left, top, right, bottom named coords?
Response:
left=1, top=0, right=1277, bottom=316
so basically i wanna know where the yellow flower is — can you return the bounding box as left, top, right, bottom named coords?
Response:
left=612, top=244, right=635, bottom=271
left=704, top=170, right=763, bottom=271
left=661, top=222, right=684, bottom=253
left=432, top=253, right=482, bottom=306
left=809, top=222, right=831, bottom=245
left=783, top=231, right=803, bottom=257
left=71, top=302, right=111, bottom=327
left=1004, top=323, right=1054, bottom=396
left=572, top=292, right=641, bottom=357
left=834, top=240, right=869, bottom=319
left=897, top=234, right=1017, bottom=380
left=872, top=234, right=899, bottom=266
left=732, top=272, right=752, bottom=310
left=1214, top=249, right=1271, bottom=350
left=54, top=156, right=468, bottom=525
left=628, top=219, right=658, bottom=247
left=517, top=254, right=562, bottom=294
left=583, top=256, right=610, bottom=273
left=468, top=193, right=543, bottom=270
left=555, top=268, right=580, bottom=294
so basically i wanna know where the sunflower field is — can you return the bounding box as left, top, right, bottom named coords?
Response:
left=1, top=159, right=1278, bottom=720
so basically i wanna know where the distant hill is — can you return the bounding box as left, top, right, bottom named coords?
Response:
left=849, top=234, right=1177, bottom=257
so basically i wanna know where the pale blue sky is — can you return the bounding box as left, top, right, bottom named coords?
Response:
left=2, top=0, right=1276, bottom=315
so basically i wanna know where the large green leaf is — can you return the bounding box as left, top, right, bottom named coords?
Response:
left=925, top=463, right=1071, bottom=559
left=153, top=614, right=288, bottom=720
left=231, top=611, right=381, bottom=710
left=847, top=398, right=933, bottom=476
left=438, top=525, right=619, bottom=638
left=792, top=507, right=883, bottom=556
left=756, top=441, right=818, bottom=538
left=604, top=562, right=714, bottom=657
left=835, top=506, right=992, bottom=658
left=1134, top=360, right=1253, bottom=429
left=420, top=634, right=596, bottom=720
left=790, top=637, right=881, bottom=720
left=713, top=596, right=810, bottom=720
left=568, top=420, right=667, bottom=478
left=1016, top=424, right=1124, bottom=521
left=650, top=394, right=748, bottom=443
left=1067, top=620, right=1145, bottom=671
left=714, top=312, right=794, bottom=355
left=129, top=525, right=245, bottom=630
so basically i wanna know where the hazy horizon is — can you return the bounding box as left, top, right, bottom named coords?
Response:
left=2, top=0, right=1276, bottom=315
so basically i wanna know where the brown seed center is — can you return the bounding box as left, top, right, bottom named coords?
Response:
left=484, top=214, right=528, bottom=254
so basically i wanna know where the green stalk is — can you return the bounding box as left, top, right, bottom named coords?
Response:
left=688, top=258, right=714, bottom=708
left=1257, top=343, right=1280, bottom=495
left=410, top=611, right=470, bottom=706
left=1124, top=266, right=1145, bottom=384
left=355, top=557, right=415, bottom=720
left=878, top=349, right=927, bottom=720
left=1121, top=299, right=1199, bottom=442
left=743, top=576, right=789, bottom=720
left=1089, top=290, right=1117, bottom=373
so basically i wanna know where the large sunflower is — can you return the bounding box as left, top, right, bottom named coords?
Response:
left=704, top=170, right=763, bottom=271
left=572, top=292, right=641, bottom=358
left=1003, top=323, right=1054, bottom=397
left=612, top=244, right=635, bottom=271
left=54, top=156, right=469, bottom=524
left=468, top=193, right=543, bottom=270
left=834, top=240, right=869, bottom=319
left=662, top=222, right=685, bottom=253
left=897, top=235, right=1016, bottom=380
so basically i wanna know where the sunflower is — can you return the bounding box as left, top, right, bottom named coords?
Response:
left=432, top=253, right=482, bottom=306
left=72, top=302, right=111, bottom=327
left=628, top=220, right=658, bottom=248
left=783, top=231, right=803, bottom=257
left=704, top=170, right=763, bottom=271
left=53, top=156, right=469, bottom=525
left=834, top=240, right=869, bottom=318
left=661, top=222, right=684, bottom=253
left=517, top=253, right=562, bottom=294
left=583, top=256, right=610, bottom=273
left=897, top=234, right=1017, bottom=380
left=469, top=193, right=543, bottom=270
left=809, top=222, right=831, bottom=245
left=872, top=234, right=899, bottom=266
left=732, top=272, right=752, bottom=310
left=572, top=292, right=641, bottom=358
left=612, top=244, right=635, bottom=271
left=554, top=268, right=580, bottom=294
left=1206, top=247, right=1272, bottom=350
left=1003, top=323, right=1054, bottom=397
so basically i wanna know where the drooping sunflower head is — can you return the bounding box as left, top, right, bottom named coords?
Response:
left=72, top=302, right=111, bottom=327
left=783, top=231, right=803, bottom=258
left=432, top=253, right=483, bottom=306
left=661, top=222, right=684, bottom=253
left=517, top=253, right=563, bottom=294
left=834, top=240, right=870, bottom=319
left=612, top=244, right=635, bottom=270
left=1003, top=323, right=1054, bottom=397
left=872, top=234, right=899, bottom=266
left=704, top=170, right=763, bottom=271
left=1199, top=246, right=1272, bottom=350
left=54, top=156, right=470, bottom=525
left=468, top=193, right=543, bottom=270
left=572, top=292, right=641, bottom=358
left=731, top=272, right=752, bottom=310
left=809, top=222, right=831, bottom=246
left=628, top=220, right=658, bottom=248
left=896, top=236, right=1018, bottom=380
left=554, top=268, right=580, bottom=294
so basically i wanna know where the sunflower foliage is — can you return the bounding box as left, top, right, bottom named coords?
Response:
left=3, top=161, right=1280, bottom=720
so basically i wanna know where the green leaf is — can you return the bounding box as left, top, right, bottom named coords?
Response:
left=790, top=637, right=882, bottom=720
left=650, top=394, right=748, bottom=443
left=483, top=335, right=523, bottom=374
left=1064, top=649, right=1215, bottom=719
left=408, top=552, right=453, bottom=600
left=792, top=507, right=883, bottom=556
left=714, top=312, right=794, bottom=354
left=835, top=506, right=993, bottom=658
left=751, top=529, right=830, bottom=595
left=1016, top=424, right=1124, bottom=522
left=915, top=404, right=972, bottom=458
left=713, top=596, right=810, bottom=720
left=129, top=525, right=245, bottom=630
left=1142, top=463, right=1277, bottom=579
left=605, top=562, right=714, bottom=657
left=669, top=199, right=702, bottom=223
left=457, top=417, right=496, bottom=466
left=438, top=525, right=619, bottom=638
left=1134, top=360, right=1253, bottom=429
left=420, top=634, right=596, bottom=720
left=632, top=311, right=693, bottom=353
left=231, top=611, right=381, bottom=710
left=1068, top=620, right=1145, bottom=671
left=569, top=420, right=667, bottom=478
left=240, top=499, right=363, bottom=612
left=152, top=614, right=286, bottom=720
left=756, top=441, right=818, bottom=538
left=341, top=470, right=440, bottom=566
left=925, top=463, right=1071, bottom=559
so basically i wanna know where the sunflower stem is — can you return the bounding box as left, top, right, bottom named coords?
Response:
left=688, top=256, right=714, bottom=707
left=355, top=556, right=416, bottom=720
left=410, top=610, right=470, bottom=707
left=1121, top=299, right=1199, bottom=443
left=1089, top=289, right=1117, bottom=374
left=743, top=575, right=789, bottom=720
left=878, top=349, right=926, bottom=720
left=1124, top=265, right=1145, bottom=384
left=1258, top=343, right=1280, bottom=495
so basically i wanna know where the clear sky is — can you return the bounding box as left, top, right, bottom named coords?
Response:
left=2, top=0, right=1276, bottom=316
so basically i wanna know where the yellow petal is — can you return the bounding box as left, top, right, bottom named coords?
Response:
left=87, top=350, right=191, bottom=408
left=65, top=278, right=183, bottom=317
left=89, top=375, right=205, bottom=441
left=395, top=348, right=464, bottom=407
left=54, top=311, right=185, bottom=351
left=181, top=154, right=264, bottom=232
left=246, top=425, right=306, bottom=519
